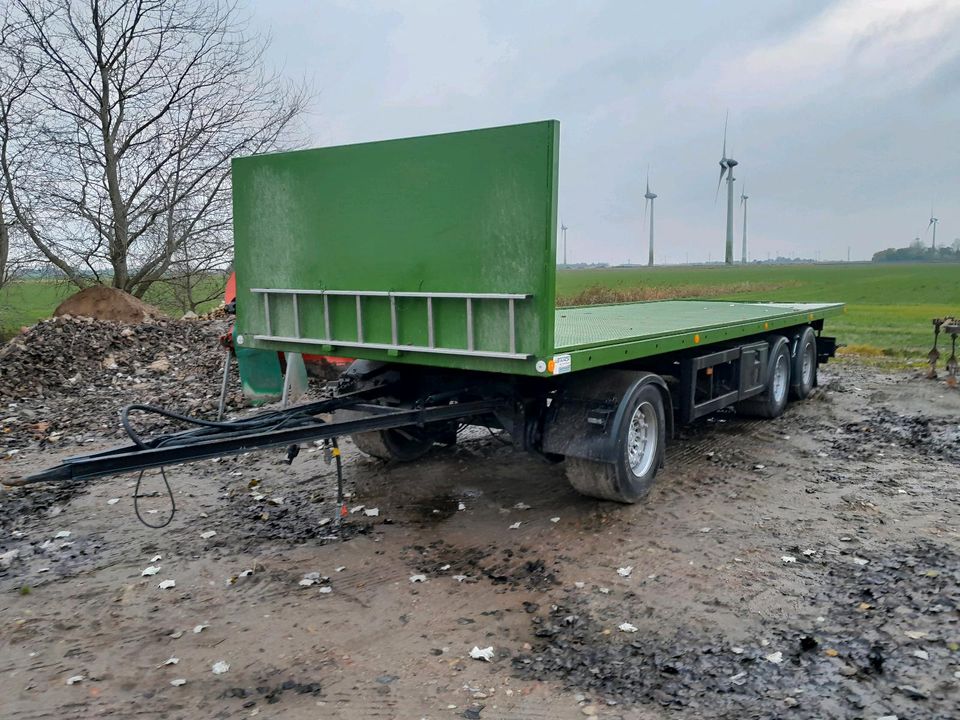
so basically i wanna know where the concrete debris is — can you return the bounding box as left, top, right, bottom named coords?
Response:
left=299, top=572, right=327, bottom=587
left=211, top=661, right=230, bottom=675
left=0, top=316, right=236, bottom=458
left=469, top=646, right=495, bottom=662
left=141, top=565, right=161, bottom=576
left=158, top=579, right=176, bottom=590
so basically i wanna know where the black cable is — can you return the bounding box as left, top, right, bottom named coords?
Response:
left=122, top=403, right=253, bottom=448
left=120, top=404, right=327, bottom=529
left=134, top=467, right=176, bottom=529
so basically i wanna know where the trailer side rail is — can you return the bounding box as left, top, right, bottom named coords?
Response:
left=247, top=288, right=533, bottom=361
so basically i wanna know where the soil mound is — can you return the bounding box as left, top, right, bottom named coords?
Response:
left=53, top=286, right=165, bottom=323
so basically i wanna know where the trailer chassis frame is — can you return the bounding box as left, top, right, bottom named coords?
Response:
left=11, top=394, right=508, bottom=486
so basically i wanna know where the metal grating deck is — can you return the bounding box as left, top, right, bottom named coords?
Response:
left=554, top=300, right=843, bottom=351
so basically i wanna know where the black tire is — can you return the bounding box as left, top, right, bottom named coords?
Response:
left=789, top=327, right=818, bottom=400
left=566, top=384, right=667, bottom=503
left=737, top=336, right=791, bottom=419
left=351, top=427, right=435, bottom=462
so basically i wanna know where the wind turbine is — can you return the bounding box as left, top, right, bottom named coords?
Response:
left=716, top=112, right=738, bottom=265
left=928, top=207, right=938, bottom=250
left=644, top=168, right=657, bottom=266
left=740, top=183, right=749, bottom=264
left=560, top=222, right=569, bottom=265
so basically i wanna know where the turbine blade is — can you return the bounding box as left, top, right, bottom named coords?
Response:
left=643, top=196, right=649, bottom=222
left=715, top=166, right=726, bottom=202
left=722, top=110, right=728, bottom=158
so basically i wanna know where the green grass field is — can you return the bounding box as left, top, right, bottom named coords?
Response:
left=0, top=278, right=224, bottom=341
left=2, top=263, right=956, bottom=357
left=557, top=263, right=958, bottom=357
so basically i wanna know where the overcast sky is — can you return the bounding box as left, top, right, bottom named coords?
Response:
left=249, top=0, right=960, bottom=264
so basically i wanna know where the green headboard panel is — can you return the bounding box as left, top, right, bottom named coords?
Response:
left=232, top=120, right=559, bottom=374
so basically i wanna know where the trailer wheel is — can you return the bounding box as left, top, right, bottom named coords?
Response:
left=738, top=336, right=791, bottom=418
left=565, top=384, right=666, bottom=503
left=351, top=428, right=435, bottom=462
left=789, top=327, right=817, bottom=400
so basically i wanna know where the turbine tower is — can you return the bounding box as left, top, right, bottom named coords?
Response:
left=740, top=183, right=749, bottom=264
left=928, top=208, right=938, bottom=250
left=644, top=169, right=657, bottom=267
left=716, top=112, right=738, bottom=265
left=560, top=222, right=569, bottom=265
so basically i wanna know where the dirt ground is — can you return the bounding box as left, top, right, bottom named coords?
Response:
left=2, top=359, right=959, bottom=719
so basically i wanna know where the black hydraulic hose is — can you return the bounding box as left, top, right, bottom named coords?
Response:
left=121, top=403, right=258, bottom=448
left=117, top=391, right=376, bottom=450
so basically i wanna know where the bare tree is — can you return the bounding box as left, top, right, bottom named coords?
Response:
left=0, top=9, right=36, bottom=289
left=151, top=232, right=233, bottom=314
left=0, top=0, right=308, bottom=296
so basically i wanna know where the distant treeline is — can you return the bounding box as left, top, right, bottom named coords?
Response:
left=873, top=244, right=960, bottom=263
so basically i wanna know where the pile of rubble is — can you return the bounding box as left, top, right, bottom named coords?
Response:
left=0, top=315, right=236, bottom=451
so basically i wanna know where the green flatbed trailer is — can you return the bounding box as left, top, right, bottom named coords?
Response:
left=17, top=121, right=843, bottom=505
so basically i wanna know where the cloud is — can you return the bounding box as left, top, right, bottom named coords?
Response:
left=380, top=1, right=517, bottom=107
left=712, top=0, right=960, bottom=108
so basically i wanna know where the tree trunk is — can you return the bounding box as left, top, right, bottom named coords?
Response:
left=0, top=201, right=9, bottom=287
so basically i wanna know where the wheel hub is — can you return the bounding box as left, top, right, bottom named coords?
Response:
left=802, top=343, right=814, bottom=384
left=627, top=401, right=657, bottom=477
left=772, top=353, right=789, bottom=402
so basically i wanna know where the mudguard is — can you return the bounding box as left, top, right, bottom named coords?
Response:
left=541, top=369, right=673, bottom=463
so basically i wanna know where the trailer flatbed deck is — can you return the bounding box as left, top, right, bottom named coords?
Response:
left=554, top=300, right=844, bottom=369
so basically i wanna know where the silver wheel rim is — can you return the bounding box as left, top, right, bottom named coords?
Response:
left=801, top=342, right=814, bottom=385
left=772, top=352, right=789, bottom=402
left=627, top=401, right=657, bottom=477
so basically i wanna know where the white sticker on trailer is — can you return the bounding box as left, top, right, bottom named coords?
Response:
left=552, top=354, right=572, bottom=375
